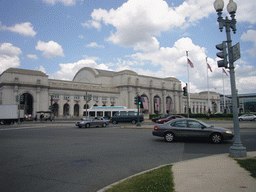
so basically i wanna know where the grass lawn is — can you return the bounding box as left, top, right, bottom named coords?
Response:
left=106, top=165, right=174, bottom=192
left=235, top=157, right=256, bottom=178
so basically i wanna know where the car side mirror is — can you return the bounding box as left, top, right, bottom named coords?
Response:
left=201, top=125, right=206, bottom=129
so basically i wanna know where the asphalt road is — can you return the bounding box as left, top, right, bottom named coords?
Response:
left=0, top=121, right=256, bottom=192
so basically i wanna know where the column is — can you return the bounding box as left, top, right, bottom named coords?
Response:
left=162, top=90, right=166, bottom=114
left=149, top=89, right=154, bottom=114
left=36, top=87, right=40, bottom=113
left=128, top=87, right=132, bottom=109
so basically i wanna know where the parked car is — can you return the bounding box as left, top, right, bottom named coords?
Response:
left=110, top=111, right=144, bottom=124
left=156, top=115, right=185, bottom=124
left=75, top=117, right=110, bottom=128
left=238, top=114, right=256, bottom=121
left=151, top=114, right=170, bottom=123
left=152, top=118, right=234, bottom=144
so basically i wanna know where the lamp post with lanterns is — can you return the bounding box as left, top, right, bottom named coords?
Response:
left=214, top=0, right=246, bottom=157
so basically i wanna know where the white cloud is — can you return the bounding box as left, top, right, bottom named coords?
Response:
left=0, top=43, right=22, bottom=56
left=236, top=0, right=256, bottom=24
left=86, top=42, right=105, bottom=48
left=0, top=43, right=22, bottom=73
left=84, top=0, right=256, bottom=53
left=27, top=54, right=38, bottom=60
left=84, top=0, right=216, bottom=52
left=241, top=30, right=256, bottom=57
left=35, top=40, right=64, bottom=59
left=42, top=0, right=82, bottom=6
left=85, top=0, right=185, bottom=51
left=82, top=20, right=101, bottom=29
left=35, top=65, right=46, bottom=73
left=0, top=22, right=36, bottom=37
left=49, top=58, right=109, bottom=80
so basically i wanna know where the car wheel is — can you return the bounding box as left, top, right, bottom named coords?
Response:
left=211, top=133, right=222, bottom=144
left=131, top=120, right=137, bottom=124
left=239, top=118, right=243, bottom=121
left=112, top=120, right=117, bottom=124
left=102, top=123, right=107, bottom=127
left=85, top=123, right=90, bottom=128
left=164, top=132, right=174, bottom=142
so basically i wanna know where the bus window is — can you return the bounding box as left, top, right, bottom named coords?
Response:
left=128, top=111, right=135, bottom=116
left=120, top=111, right=128, bottom=116
left=97, top=111, right=103, bottom=117
left=89, top=111, right=95, bottom=117
left=105, top=111, right=111, bottom=118
left=113, top=111, right=118, bottom=116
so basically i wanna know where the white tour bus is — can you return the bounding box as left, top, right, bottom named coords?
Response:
left=83, top=106, right=138, bottom=119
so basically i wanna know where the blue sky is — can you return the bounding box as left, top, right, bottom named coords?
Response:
left=0, top=0, right=255, bottom=94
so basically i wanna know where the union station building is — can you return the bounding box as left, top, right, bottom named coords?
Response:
left=0, top=67, right=220, bottom=118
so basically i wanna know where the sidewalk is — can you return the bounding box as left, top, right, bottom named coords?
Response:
left=172, top=151, right=256, bottom=192
left=98, top=152, right=256, bottom=192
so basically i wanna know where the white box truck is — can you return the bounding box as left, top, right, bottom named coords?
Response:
left=0, top=105, right=24, bottom=125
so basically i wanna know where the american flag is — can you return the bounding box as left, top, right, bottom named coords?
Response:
left=166, top=98, right=171, bottom=111
left=222, top=68, right=228, bottom=76
left=187, top=58, right=194, bottom=68
left=207, top=63, right=212, bottom=72
left=154, top=98, right=160, bottom=112
left=141, top=97, right=149, bottom=110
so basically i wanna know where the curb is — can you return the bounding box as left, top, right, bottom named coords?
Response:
left=97, top=163, right=171, bottom=192
left=97, top=152, right=256, bottom=192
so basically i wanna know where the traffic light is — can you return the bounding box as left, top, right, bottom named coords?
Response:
left=20, top=95, right=24, bottom=102
left=87, top=94, right=92, bottom=101
left=138, top=96, right=142, bottom=105
left=183, top=86, right=187, bottom=96
left=134, top=96, right=138, bottom=105
left=216, top=41, right=228, bottom=68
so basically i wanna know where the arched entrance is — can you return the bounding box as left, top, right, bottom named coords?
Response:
left=53, top=103, right=59, bottom=117
left=84, top=104, right=89, bottom=109
left=63, top=103, right=70, bottom=116
left=154, top=96, right=161, bottom=114
left=74, top=104, right=79, bottom=116
left=20, top=93, right=33, bottom=115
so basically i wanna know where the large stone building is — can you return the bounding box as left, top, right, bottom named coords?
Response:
left=0, top=67, right=220, bottom=118
left=220, top=93, right=256, bottom=114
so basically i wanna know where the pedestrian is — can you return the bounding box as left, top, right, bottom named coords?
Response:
left=206, top=112, right=210, bottom=119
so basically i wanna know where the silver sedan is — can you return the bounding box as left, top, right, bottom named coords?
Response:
left=75, top=117, right=110, bottom=128
left=238, top=114, right=256, bottom=121
left=152, top=118, right=234, bottom=144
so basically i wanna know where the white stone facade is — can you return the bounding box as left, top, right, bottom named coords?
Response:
left=0, top=67, right=220, bottom=117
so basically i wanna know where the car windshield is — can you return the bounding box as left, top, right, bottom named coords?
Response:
left=84, top=117, right=94, bottom=121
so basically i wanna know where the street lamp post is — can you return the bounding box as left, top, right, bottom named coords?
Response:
left=214, top=0, right=246, bottom=157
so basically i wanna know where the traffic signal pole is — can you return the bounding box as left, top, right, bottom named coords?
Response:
left=137, top=95, right=141, bottom=126
left=214, top=0, right=246, bottom=157
left=225, top=20, right=246, bottom=157
left=186, top=83, right=189, bottom=118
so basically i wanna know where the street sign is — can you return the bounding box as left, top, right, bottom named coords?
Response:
left=231, top=42, right=241, bottom=62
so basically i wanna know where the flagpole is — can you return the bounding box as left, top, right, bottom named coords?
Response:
left=186, top=51, right=190, bottom=114
left=206, top=57, right=210, bottom=113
